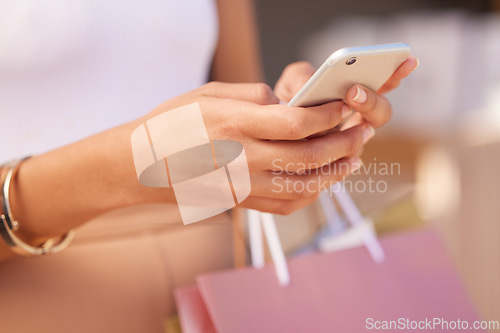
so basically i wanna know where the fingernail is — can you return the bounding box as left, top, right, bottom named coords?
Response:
left=341, top=104, right=351, bottom=118
left=349, top=157, right=363, bottom=173
left=353, top=86, right=367, bottom=104
left=363, top=126, right=375, bottom=143
left=414, top=58, right=420, bottom=70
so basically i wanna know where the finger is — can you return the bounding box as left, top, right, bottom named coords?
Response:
left=274, top=61, right=316, bottom=103
left=345, top=84, right=392, bottom=128
left=238, top=195, right=319, bottom=215
left=200, top=81, right=280, bottom=105
left=377, top=55, right=419, bottom=94
left=238, top=100, right=354, bottom=140
left=247, top=124, right=374, bottom=171
left=198, top=97, right=346, bottom=142
left=249, top=156, right=362, bottom=200
left=339, top=112, right=363, bottom=131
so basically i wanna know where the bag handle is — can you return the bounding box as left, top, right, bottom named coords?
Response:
left=246, top=182, right=385, bottom=287
left=247, top=209, right=290, bottom=286
left=325, top=182, right=385, bottom=263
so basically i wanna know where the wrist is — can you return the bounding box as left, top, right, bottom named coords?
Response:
left=6, top=122, right=176, bottom=244
left=1, top=158, right=75, bottom=257
left=1, top=158, right=43, bottom=245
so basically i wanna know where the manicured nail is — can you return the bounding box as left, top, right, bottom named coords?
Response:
left=363, top=126, right=375, bottom=143
left=341, top=104, right=351, bottom=118
left=353, top=86, right=367, bottom=104
left=349, top=157, right=363, bottom=173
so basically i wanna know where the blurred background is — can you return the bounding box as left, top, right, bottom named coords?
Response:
left=253, top=0, right=500, bottom=324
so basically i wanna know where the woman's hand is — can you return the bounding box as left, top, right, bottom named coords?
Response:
left=132, top=82, right=369, bottom=215
left=7, top=80, right=373, bottom=254
left=274, top=55, right=419, bottom=129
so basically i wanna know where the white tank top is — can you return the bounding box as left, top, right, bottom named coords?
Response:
left=0, top=0, right=218, bottom=160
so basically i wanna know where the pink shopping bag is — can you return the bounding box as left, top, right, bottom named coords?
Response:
left=176, top=228, right=482, bottom=333
left=174, top=285, right=216, bottom=333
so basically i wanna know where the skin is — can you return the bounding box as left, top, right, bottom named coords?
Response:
left=0, top=0, right=418, bottom=262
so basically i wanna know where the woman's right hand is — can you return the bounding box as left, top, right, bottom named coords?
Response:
left=6, top=81, right=368, bottom=255
left=131, top=82, right=370, bottom=215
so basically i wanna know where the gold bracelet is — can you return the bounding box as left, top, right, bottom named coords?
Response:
left=0, top=157, right=75, bottom=257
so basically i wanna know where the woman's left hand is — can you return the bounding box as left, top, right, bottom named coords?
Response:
left=274, top=55, right=419, bottom=129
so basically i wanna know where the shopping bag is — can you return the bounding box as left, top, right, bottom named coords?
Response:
left=176, top=228, right=482, bottom=333
left=174, top=285, right=216, bottom=333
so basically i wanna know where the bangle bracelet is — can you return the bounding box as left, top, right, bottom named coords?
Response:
left=0, top=157, right=75, bottom=257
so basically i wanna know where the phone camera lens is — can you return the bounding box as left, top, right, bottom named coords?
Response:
left=346, top=57, right=357, bottom=65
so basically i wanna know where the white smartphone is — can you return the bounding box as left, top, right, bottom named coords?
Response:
left=288, top=42, right=411, bottom=107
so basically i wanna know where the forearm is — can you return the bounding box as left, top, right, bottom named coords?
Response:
left=212, top=0, right=264, bottom=83
left=1, top=120, right=175, bottom=261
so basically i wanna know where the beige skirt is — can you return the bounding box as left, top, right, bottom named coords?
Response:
left=0, top=204, right=234, bottom=333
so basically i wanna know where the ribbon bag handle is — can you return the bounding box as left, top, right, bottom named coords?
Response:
left=247, top=209, right=290, bottom=286
left=328, top=182, right=385, bottom=263
left=247, top=183, right=385, bottom=287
